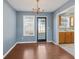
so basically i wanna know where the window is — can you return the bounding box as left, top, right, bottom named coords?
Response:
left=23, top=16, right=35, bottom=36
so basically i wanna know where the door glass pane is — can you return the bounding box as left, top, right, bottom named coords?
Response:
left=38, top=19, right=45, bottom=33
left=38, top=18, right=46, bottom=40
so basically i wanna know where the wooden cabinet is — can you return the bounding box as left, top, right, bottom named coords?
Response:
left=59, top=32, right=74, bottom=44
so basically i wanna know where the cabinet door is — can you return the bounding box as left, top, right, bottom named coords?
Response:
left=65, top=32, right=71, bottom=43
left=59, top=32, right=65, bottom=44
left=65, top=32, right=74, bottom=43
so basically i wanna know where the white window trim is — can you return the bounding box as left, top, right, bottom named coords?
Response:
left=23, top=15, right=35, bottom=36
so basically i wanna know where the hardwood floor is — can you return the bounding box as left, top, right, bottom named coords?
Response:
left=4, top=42, right=74, bottom=59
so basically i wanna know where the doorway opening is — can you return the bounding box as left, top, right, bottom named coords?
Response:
left=37, top=17, right=47, bottom=42
left=57, top=6, right=74, bottom=56
left=58, top=7, right=74, bottom=44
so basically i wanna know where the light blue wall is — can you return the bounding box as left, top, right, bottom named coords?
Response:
left=16, top=12, right=53, bottom=42
left=52, top=0, right=75, bottom=43
left=3, top=0, right=16, bottom=55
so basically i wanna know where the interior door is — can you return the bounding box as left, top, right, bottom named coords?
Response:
left=37, top=17, right=47, bottom=42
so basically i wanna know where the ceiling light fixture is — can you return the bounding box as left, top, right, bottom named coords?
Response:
left=32, top=0, right=44, bottom=14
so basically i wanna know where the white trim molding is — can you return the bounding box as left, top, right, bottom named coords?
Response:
left=52, top=40, right=59, bottom=45
left=17, top=41, right=37, bottom=44
left=3, top=42, right=17, bottom=58
left=47, top=40, right=53, bottom=43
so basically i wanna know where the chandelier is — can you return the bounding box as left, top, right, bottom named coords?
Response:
left=32, top=0, right=44, bottom=14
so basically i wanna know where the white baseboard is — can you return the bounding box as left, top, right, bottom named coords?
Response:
left=17, top=41, right=37, bottom=44
left=3, top=42, right=17, bottom=58
left=52, top=41, right=58, bottom=45
left=47, top=40, right=52, bottom=42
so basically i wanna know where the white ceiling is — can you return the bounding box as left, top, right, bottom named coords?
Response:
left=6, top=0, right=69, bottom=12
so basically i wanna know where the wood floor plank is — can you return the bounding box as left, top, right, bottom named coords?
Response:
left=4, top=42, right=74, bottom=59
